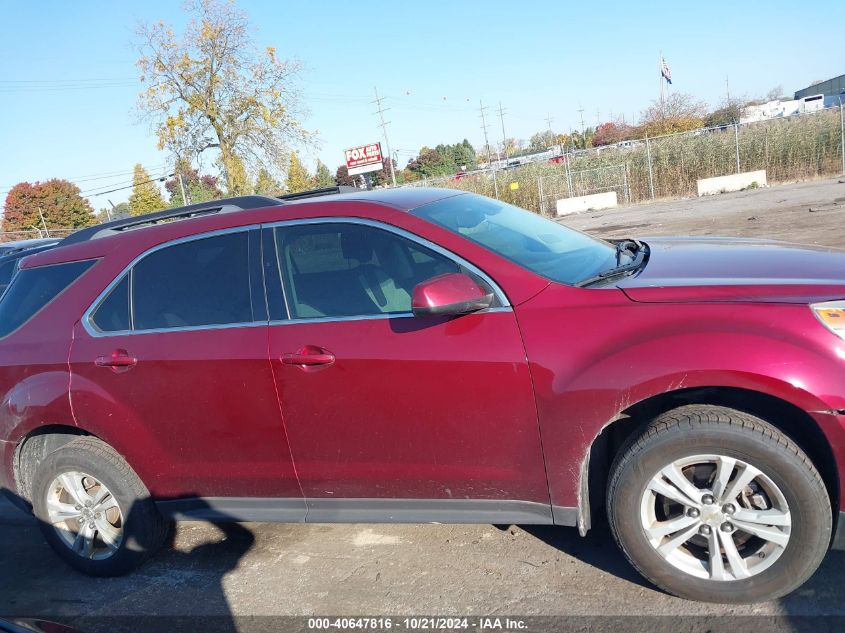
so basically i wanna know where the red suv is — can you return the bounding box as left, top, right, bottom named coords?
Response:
left=2, top=188, right=845, bottom=603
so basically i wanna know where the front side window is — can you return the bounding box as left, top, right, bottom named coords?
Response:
left=0, top=260, right=95, bottom=337
left=274, top=223, right=466, bottom=319
left=90, top=230, right=260, bottom=333
left=412, top=193, right=617, bottom=285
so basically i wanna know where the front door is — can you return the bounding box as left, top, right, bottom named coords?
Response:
left=265, top=219, right=549, bottom=520
left=68, top=228, right=304, bottom=508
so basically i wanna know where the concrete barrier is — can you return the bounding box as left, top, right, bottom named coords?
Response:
left=697, top=170, right=767, bottom=196
left=556, top=191, right=618, bottom=216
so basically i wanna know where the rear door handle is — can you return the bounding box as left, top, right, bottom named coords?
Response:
left=94, top=349, right=137, bottom=372
left=281, top=345, right=335, bottom=367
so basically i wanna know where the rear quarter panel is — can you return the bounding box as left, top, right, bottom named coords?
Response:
left=0, top=317, right=76, bottom=492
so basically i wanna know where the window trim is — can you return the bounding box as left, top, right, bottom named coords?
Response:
left=82, top=218, right=512, bottom=337
left=264, top=217, right=511, bottom=325
left=82, top=225, right=264, bottom=338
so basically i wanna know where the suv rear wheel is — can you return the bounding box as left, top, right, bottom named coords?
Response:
left=607, top=405, right=831, bottom=603
left=30, top=436, right=170, bottom=576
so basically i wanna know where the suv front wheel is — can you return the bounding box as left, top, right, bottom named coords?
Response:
left=607, top=405, right=831, bottom=603
left=30, top=436, right=170, bottom=576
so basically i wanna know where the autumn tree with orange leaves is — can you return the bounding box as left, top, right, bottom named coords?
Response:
left=2, top=180, right=94, bottom=233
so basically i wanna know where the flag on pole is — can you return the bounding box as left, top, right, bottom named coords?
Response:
left=661, top=57, right=672, bottom=84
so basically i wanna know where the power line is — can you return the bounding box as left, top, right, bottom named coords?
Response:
left=0, top=81, right=137, bottom=93
left=372, top=87, right=396, bottom=186
left=80, top=172, right=173, bottom=197
left=0, top=170, right=172, bottom=218
left=0, top=164, right=169, bottom=199
left=0, top=77, right=135, bottom=83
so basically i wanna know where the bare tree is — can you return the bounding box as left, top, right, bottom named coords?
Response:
left=638, top=92, right=708, bottom=136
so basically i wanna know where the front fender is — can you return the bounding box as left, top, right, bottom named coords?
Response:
left=515, top=286, right=845, bottom=513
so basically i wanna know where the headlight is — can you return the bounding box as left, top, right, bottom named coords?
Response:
left=811, top=300, right=845, bottom=340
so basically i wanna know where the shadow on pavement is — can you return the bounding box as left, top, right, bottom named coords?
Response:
left=0, top=490, right=255, bottom=633
left=520, top=520, right=653, bottom=590
left=526, top=511, right=845, bottom=619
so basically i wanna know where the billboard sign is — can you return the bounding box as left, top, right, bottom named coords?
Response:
left=345, top=143, right=383, bottom=176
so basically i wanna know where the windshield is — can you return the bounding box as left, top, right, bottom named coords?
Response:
left=412, top=193, right=617, bottom=285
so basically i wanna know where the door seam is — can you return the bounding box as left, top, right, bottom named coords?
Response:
left=66, top=321, right=80, bottom=428
left=510, top=304, right=555, bottom=518
left=267, top=326, right=308, bottom=521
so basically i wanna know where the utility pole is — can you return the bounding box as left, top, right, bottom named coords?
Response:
left=37, top=206, right=50, bottom=237
left=577, top=104, right=586, bottom=146
left=839, top=97, right=844, bottom=175
left=544, top=113, right=554, bottom=149
left=105, top=199, right=116, bottom=221
left=726, top=75, right=731, bottom=104
left=372, top=87, right=397, bottom=186
left=496, top=101, right=509, bottom=161
left=177, top=172, right=189, bottom=205
left=479, top=100, right=499, bottom=199
left=596, top=108, right=601, bottom=126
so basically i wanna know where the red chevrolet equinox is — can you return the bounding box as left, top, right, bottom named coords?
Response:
left=2, top=188, right=845, bottom=603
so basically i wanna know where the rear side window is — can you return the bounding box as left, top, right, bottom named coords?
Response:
left=133, top=232, right=253, bottom=329
left=90, top=230, right=263, bottom=333
left=0, top=260, right=95, bottom=337
left=90, top=275, right=129, bottom=332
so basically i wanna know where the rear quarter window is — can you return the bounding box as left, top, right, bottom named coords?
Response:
left=0, top=260, right=95, bottom=338
left=0, top=258, right=19, bottom=295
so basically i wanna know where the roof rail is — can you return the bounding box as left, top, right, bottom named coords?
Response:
left=60, top=195, right=282, bottom=246
left=277, top=185, right=359, bottom=201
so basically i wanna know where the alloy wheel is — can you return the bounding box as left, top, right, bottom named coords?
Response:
left=640, top=454, right=791, bottom=581
left=45, top=470, right=124, bottom=560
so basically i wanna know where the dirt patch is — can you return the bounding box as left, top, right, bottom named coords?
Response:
left=562, top=177, right=845, bottom=249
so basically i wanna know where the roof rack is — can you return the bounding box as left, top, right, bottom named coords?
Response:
left=59, top=186, right=362, bottom=246
left=60, top=195, right=282, bottom=246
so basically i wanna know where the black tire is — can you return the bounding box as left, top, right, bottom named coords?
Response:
left=607, top=404, right=831, bottom=603
left=31, top=436, right=170, bottom=576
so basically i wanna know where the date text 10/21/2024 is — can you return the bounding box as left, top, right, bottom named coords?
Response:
left=307, top=617, right=528, bottom=630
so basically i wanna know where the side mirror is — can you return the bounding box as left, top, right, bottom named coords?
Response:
left=412, top=272, right=494, bottom=317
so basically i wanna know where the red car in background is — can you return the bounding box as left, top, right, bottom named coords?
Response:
left=1, top=187, right=844, bottom=604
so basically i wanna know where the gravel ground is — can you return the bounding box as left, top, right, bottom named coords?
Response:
left=2, top=177, right=845, bottom=633
left=561, top=176, right=845, bottom=248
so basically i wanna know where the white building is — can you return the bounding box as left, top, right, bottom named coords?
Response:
left=740, top=94, right=825, bottom=124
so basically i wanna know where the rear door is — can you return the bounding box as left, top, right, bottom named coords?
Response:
left=68, top=228, right=304, bottom=510
left=265, top=219, right=550, bottom=521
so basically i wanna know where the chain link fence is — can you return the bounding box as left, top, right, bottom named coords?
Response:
left=0, top=228, right=75, bottom=244
left=537, top=165, right=629, bottom=215
left=402, top=104, right=845, bottom=215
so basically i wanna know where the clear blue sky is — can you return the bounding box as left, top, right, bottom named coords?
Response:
left=1, top=0, right=842, bottom=210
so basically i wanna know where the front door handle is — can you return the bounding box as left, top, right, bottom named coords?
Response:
left=281, top=345, right=335, bottom=367
left=94, top=349, right=137, bottom=373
